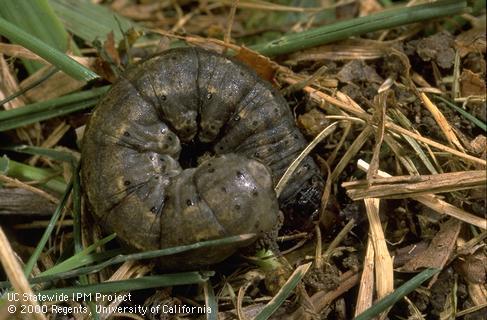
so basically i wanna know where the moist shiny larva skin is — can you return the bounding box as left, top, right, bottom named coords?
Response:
left=81, top=47, right=323, bottom=268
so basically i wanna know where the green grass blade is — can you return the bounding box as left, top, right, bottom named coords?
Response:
left=204, top=281, right=218, bottom=320
left=0, top=67, right=58, bottom=107
left=0, top=87, right=109, bottom=132
left=0, top=99, right=97, bottom=132
left=69, top=164, right=98, bottom=318
left=49, top=0, right=141, bottom=43
left=389, top=109, right=439, bottom=174
left=40, top=234, right=116, bottom=277
left=5, top=145, right=76, bottom=163
left=0, top=17, right=98, bottom=81
left=23, top=182, right=73, bottom=276
left=72, top=164, right=83, bottom=253
left=0, top=249, right=124, bottom=289
left=253, top=249, right=282, bottom=271
left=38, top=273, right=214, bottom=296
left=0, top=234, right=255, bottom=288
left=0, top=86, right=108, bottom=121
left=433, top=95, right=487, bottom=132
left=254, top=262, right=312, bottom=320
left=0, top=155, right=8, bottom=173
left=0, top=0, right=79, bottom=73
left=3, top=158, right=67, bottom=193
left=251, top=0, right=467, bottom=56
left=354, top=268, right=441, bottom=320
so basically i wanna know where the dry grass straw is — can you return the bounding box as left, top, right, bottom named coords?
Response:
left=362, top=91, right=394, bottom=319
left=404, top=296, right=426, bottom=320
left=364, top=198, right=394, bottom=319
left=287, top=39, right=390, bottom=62
left=223, top=0, right=238, bottom=51
left=452, top=50, right=461, bottom=99
left=314, top=224, right=322, bottom=269
left=343, top=170, right=486, bottom=199
left=0, top=38, right=94, bottom=104
left=211, top=0, right=348, bottom=12
left=98, top=261, right=152, bottom=320
left=0, top=43, right=48, bottom=62
left=283, top=64, right=486, bottom=233
left=354, top=238, right=375, bottom=317
left=356, top=160, right=486, bottom=230
left=321, top=218, right=355, bottom=262
left=237, top=271, right=265, bottom=320
left=456, top=302, right=487, bottom=318
left=319, top=120, right=370, bottom=223
left=0, top=54, right=43, bottom=144
left=19, top=67, right=87, bottom=103
left=468, top=283, right=487, bottom=308
left=420, top=92, right=465, bottom=152
left=367, top=90, right=387, bottom=180
left=275, top=121, right=339, bottom=197
left=323, top=117, right=355, bottom=164
left=456, top=231, right=487, bottom=256
left=0, top=55, right=27, bottom=110
left=28, top=122, right=70, bottom=167
left=282, top=76, right=486, bottom=167
left=331, top=125, right=372, bottom=181
left=0, top=227, right=47, bottom=320
left=0, top=174, right=58, bottom=204
left=1, top=41, right=93, bottom=102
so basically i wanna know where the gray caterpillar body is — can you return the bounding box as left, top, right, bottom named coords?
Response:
left=81, top=47, right=323, bottom=268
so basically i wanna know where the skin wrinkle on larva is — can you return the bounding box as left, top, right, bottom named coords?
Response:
left=81, top=47, right=323, bottom=269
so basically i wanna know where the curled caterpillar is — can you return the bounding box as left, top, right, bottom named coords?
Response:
left=81, top=47, right=323, bottom=268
